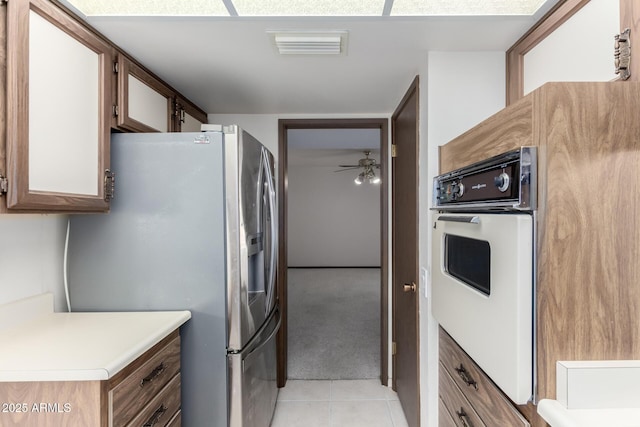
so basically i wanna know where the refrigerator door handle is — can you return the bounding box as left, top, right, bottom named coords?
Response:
left=263, top=149, right=278, bottom=315
left=243, top=309, right=282, bottom=372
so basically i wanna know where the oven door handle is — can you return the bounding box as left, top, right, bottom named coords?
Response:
left=437, top=215, right=480, bottom=224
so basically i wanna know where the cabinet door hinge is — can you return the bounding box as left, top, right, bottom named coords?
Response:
left=0, top=175, right=7, bottom=195
left=391, top=144, right=397, bottom=158
left=615, top=28, right=631, bottom=80
left=392, top=342, right=397, bottom=356
left=172, top=100, right=186, bottom=125
left=104, top=169, right=115, bottom=202
left=113, top=105, right=119, bottom=117
left=113, top=61, right=119, bottom=74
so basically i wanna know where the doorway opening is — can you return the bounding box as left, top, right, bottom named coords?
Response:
left=277, top=119, right=389, bottom=386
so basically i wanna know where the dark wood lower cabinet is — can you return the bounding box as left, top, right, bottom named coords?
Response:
left=438, top=397, right=459, bottom=427
left=0, top=332, right=182, bottom=426
left=439, top=327, right=530, bottom=427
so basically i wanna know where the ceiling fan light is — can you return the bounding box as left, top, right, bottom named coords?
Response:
left=355, top=174, right=364, bottom=185
left=370, top=176, right=381, bottom=184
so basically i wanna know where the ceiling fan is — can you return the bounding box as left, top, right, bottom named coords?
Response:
left=335, top=150, right=381, bottom=185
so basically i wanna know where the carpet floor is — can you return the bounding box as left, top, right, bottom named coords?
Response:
left=287, top=268, right=380, bottom=380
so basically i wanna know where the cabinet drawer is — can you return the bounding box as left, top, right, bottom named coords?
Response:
left=167, top=409, right=181, bottom=427
left=111, top=336, right=181, bottom=426
left=439, top=328, right=529, bottom=427
left=127, top=373, right=181, bottom=427
left=439, top=362, right=485, bottom=427
left=439, top=397, right=458, bottom=427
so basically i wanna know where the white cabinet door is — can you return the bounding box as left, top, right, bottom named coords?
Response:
left=523, top=0, right=620, bottom=95
left=6, top=0, right=113, bottom=212
left=117, top=54, right=173, bottom=133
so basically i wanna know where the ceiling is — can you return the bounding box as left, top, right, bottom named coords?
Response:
left=59, top=1, right=560, bottom=115
left=288, top=128, right=381, bottom=165
left=62, top=0, right=549, bottom=16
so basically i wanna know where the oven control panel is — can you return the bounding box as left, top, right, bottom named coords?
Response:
left=436, top=164, right=518, bottom=204
left=433, top=147, right=536, bottom=211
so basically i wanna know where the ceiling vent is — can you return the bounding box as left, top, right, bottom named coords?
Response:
left=268, top=31, right=348, bottom=55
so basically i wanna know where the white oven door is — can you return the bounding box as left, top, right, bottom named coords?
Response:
left=432, top=212, right=533, bottom=404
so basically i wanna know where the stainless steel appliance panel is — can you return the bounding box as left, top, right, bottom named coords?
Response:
left=226, top=126, right=278, bottom=352
left=228, top=307, right=280, bottom=427
left=68, top=132, right=228, bottom=427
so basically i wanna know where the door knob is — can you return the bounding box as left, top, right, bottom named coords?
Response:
left=403, top=282, right=417, bottom=293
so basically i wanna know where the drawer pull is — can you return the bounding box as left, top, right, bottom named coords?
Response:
left=456, top=408, right=474, bottom=427
left=454, top=364, right=478, bottom=390
left=143, top=404, right=167, bottom=427
left=140, top=362, right=166, bottom=387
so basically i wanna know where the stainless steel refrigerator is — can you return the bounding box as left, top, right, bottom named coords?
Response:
left=67, top=125, right=279, bottom=427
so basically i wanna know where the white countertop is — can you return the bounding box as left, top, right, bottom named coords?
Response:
left=538, top=399, right=640, bottom=427
left=0, top=294, right=191, bottom=382
left=538, top=360, right=640, bottom=427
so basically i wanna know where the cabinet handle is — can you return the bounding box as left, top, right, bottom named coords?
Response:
left=143, top=404, right=167, bottom=427
left=454, top=364, right=478, bottom=390
left=140, top=362, right=166, bottom=387
left=456, top=408, right=474, bottom=427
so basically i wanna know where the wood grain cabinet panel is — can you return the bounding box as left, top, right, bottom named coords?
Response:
left=2, top=0, right=208, bottom=212
left=115, top=55, right=208, bottom=133
left=125, top=374, right=181, bottom=427
left=438, top=398, right=458, bottom=427
left=4, top=0, right=114, bottom=212
left=439, top=81, right=640, bottom=427
left=0, top=332, right=182, bottom=427
left=439, top=363, right=486, bottom=427
left=173, top=96, right=208, bottom=133
left=0, top=381, right=106, bottom=427
left=110, top=335, right=181, bottom=426
left=438, top=94, right=533, bottom=174
left=116, top=53, right=174, bottom=133
left=167, top=409, right=182, bottom=426
left=439, top=328, right=530, bottom=427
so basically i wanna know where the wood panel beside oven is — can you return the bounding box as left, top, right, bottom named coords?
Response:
left=438, top=81, right=640, bottom=427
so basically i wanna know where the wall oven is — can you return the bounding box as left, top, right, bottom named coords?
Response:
left=431, top=147, right=536, bottom=405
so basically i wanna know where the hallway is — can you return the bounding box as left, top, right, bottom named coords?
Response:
left=287, top=268, right=380, bottom=380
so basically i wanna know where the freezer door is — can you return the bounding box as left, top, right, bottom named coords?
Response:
left=228, top=307, right=280, bottom=427
left=226, top=127, right=278, bottom=350
left=67, top=131, right=228, bottom=427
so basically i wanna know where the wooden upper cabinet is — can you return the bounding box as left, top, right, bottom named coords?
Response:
left=5, top=0, right=114, bottom=212
left=114, top=55, right=207, bottom=133
left=507, top=0, right=639, bottom=104
left=173, top=96, right=208, bottom=133
left=116, top=53, right=174, bottom=133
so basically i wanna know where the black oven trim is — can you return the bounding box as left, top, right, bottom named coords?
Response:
left=433, top=147, right=537, bottom=212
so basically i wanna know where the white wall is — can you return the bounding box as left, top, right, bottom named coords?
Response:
left=523, top=0, right=620, bottom=94
left=421, top=51, right=506, bottom=427
left=207, top=113, right=391, bottom=163
left=288, top=164, right=380, bottom=267
left=0, top=215, right=68, bottom=311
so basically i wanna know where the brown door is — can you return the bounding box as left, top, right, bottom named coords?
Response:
left=391, top=76, right=420, bottom=427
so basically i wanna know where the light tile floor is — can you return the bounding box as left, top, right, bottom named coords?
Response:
left=271, top=379, right=409, bottom=427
